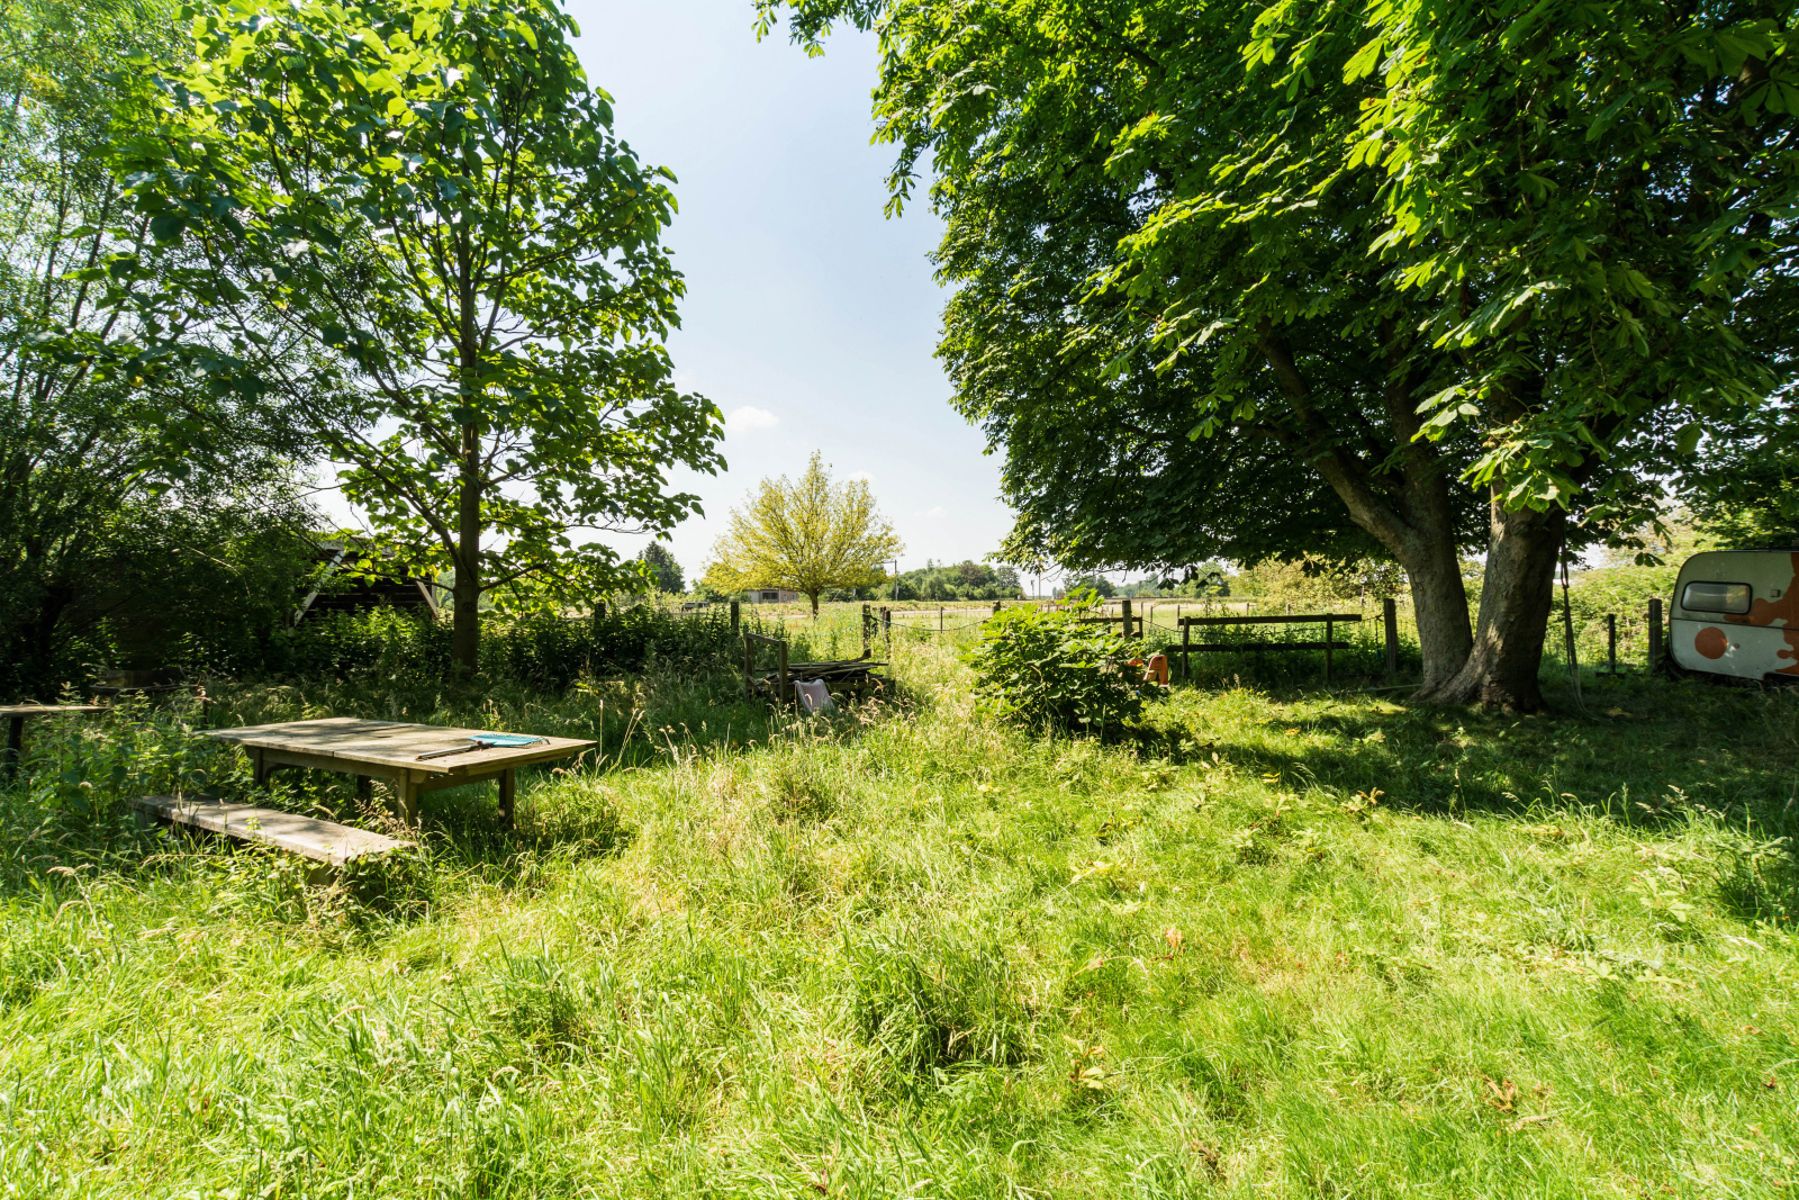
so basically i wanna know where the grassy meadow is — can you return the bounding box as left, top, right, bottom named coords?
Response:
left=2, top=608, right=1797, bottom=1198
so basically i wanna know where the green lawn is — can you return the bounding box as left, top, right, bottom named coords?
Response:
left=2, top=642, right=1796, bottom=1198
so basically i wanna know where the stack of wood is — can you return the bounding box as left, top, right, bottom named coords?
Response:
left=785, top=659, right=886, bottom=684
left=742, top=631, right=888, bottom=704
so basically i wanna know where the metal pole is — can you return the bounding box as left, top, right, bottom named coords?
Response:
left=1607, top=613, right=1617, bottom=674
left=1383, top=597, right=1399, bottom=677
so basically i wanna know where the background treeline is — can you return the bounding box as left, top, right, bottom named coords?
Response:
left=890, top=561, right=1022, bottom=602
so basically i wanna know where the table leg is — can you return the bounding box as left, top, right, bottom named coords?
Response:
left=4, top=715, right=23, bottom=779
left=498, top=768, right=516, bottom=830
left=252, top=748, right=269, bottom=787
left=397, top=774, right=421, bottom=826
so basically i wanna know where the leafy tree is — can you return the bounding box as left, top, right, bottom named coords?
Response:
left=0, top=0, right=312, bottom=698
left=756, top=0, right=1797, bottom=710
left=703, top=451, right=902, bottom=616
left=126, top=0, right=724, bottom=675
left=892, top=559, right=1021, bottom=601
left=637, top=540, right=686, bottom=595
left=1682, top=400, right=1799, bottom=548
left=1062, top=574, right=1117, bottom=600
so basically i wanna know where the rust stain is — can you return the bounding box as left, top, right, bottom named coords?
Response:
left=1694, top=626, right=1730, bottom=661
left=1746, top=552, right=1799, bottom=676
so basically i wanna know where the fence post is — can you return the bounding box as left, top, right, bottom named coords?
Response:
left=881, top=606, right=891, bottom=655
left=1606, top=613, right=1617, bottom=674
left=1182, top=619, right=1191, bottom=681
left=742, top=632, right=753, bottom=700
left=1647, top=598, right=1663, bottom=670
left=1383, top=598, right=1399, bottom=677
left=1121, top=598, right=1133, bottom=639
left=1324, top=615, right=1335, bottom=685
left=778, top=638, right=790, bottom=708
left=862, top=603, right=872, bottom=658
left=729, top=599, right=740, bottom=632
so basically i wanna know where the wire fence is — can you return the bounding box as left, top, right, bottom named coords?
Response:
left=622, top=594, right=1670, bottom=689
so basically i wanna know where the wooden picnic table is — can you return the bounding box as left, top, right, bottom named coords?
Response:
left=2, top=704, right=109, bottom=777
left=202, top=717, right=595, bottom=827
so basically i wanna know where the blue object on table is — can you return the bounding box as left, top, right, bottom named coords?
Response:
left=415, top=732, right=547, bottom=760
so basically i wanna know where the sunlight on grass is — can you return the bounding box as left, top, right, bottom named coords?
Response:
left=2, top=627, right=1796, bottom=1197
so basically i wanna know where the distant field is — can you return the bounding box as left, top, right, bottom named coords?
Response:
left=3, top=630, right=1795, bottom=1198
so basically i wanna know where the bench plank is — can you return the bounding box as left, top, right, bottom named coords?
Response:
left=133, top=795, right=413, bottom=866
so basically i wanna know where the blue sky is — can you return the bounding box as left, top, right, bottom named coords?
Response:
left=569, top=0, right=1015, bottom=581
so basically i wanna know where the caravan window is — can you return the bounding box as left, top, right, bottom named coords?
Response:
left=1681, top=581, right=1752, bottom=615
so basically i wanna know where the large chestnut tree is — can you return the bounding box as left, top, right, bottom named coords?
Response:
left=755, top=0, right=1797, bottom=709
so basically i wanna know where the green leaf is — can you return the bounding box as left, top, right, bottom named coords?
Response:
left=1343, top=37, right=1383, bottom=83
left=1674, top=422, right=1703, bottom=457
left=148, top=212, right=187, bottom=243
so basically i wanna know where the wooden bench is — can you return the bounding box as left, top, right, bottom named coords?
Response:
left=132, top=795, right=414, bottom=868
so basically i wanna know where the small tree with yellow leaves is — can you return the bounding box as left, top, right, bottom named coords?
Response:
left=704, top=453, right=901, bottom=616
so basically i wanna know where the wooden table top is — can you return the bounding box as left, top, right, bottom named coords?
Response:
left=1, top=704, right=107, bottom=717
left=203, top=717, right=596, bottom=776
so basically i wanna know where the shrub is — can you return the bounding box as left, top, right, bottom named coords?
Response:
left=965, top=604, right=1158, bottom=734
left=266, top=604, right=736, bottom=690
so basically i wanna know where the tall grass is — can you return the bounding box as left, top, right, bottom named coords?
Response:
left=1, top=625, right=1796, bottom=1197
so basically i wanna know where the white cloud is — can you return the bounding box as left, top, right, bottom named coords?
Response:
left=726, top=405, right=779, bottom=433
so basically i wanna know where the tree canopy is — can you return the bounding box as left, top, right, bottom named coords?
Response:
left=1682, top=398, right=1799, bottom=548
left=124, top=0, right=723, bottom=673
left=755, top=0, right=1798, bottom=710
left=704, top=452, right=902, bottom=615
left=636, top=541, right=686, bottom=595
left=0, top=0, right=316, bottom=698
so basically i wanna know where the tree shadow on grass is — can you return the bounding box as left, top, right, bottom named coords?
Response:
left=1193, top=676, right=1792, bottom=825
left=1144, top=673, right=1799, bottom=916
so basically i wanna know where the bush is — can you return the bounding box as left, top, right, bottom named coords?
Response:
left=965, top=604, right=1158, bottom=734
left=266, top=604, right=737, bottom=690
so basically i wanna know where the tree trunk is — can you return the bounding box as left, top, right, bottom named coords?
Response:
left=450, top=421, right=481, bottom=677
left=7, top=581, right=71, bottom=700
left=1306, top=442, right=1473, bottom=691
left=1421, top=497, right=1564, bottom=712
left=1396, top=537, right=1474, bottom=693
left=809, top=591, right=820, bottom=619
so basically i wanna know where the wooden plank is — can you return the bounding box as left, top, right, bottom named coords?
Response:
left=1179, top=614, right=1364, bottom=627
left=1183, top=641, right=1355, bottom=653
left=133, top=795, right=413, bottom=866
left=1648, top=598, right=1664, bottom=668
left=0, top=704, right=107, bottom=717
left=203, top=718, right=593, bottom=776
